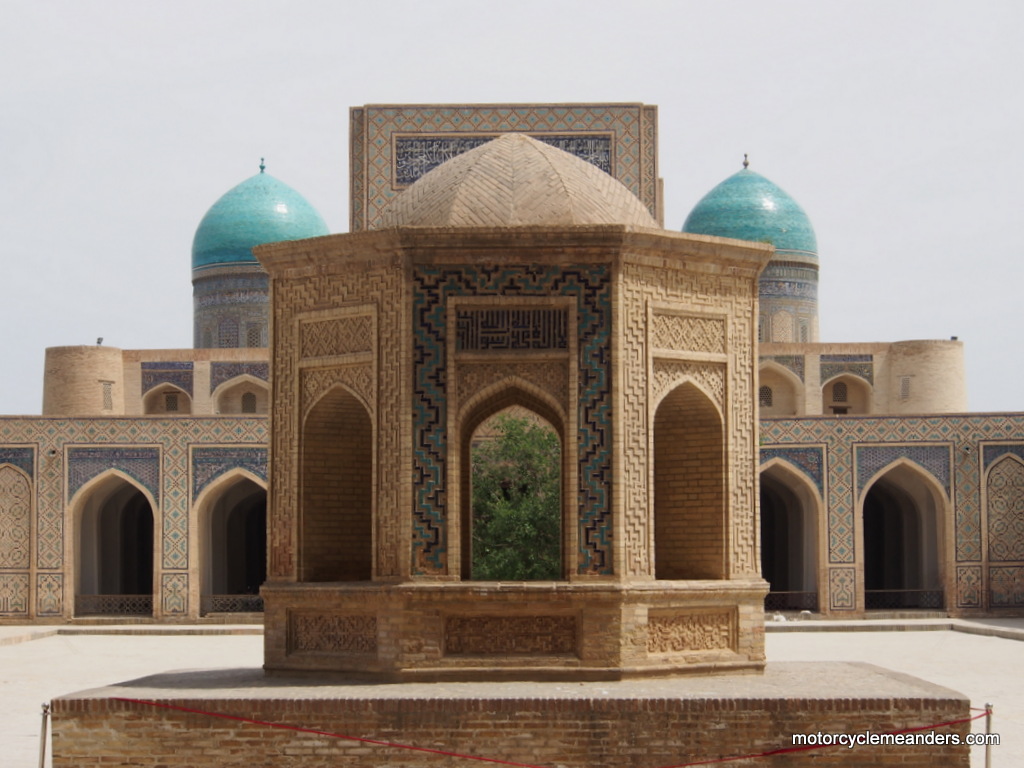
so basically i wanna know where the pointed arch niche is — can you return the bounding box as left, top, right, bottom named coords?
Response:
left=861, top=461, right=946, bottom=610
left=760, top=461, right=820, bottom=611
left=300, top=385, right=373, bottom=582
left=822, top=374, right=871, bottom=416
left=653, top=381, right=725, bottom=580
left=197, top=471, right=267, bottom=614
left=214, top=376, right=270, bottom=415
left=758, top=363, right=802, bottom=417
left=457, top=384, right=567, bottom=581
left=143, top=384, right=193, bottom=415
left=73, top=472, right=155, bottom=616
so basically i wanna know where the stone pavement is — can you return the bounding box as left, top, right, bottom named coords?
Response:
left=0, top=619, right=1019, bottom=767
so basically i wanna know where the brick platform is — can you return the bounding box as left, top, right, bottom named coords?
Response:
left=51, top=661, right=969, bottom=767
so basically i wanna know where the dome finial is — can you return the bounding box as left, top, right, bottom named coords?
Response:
left=259, top=157, right=266, bottom=173
left=742, top=153, right=749, bottom=169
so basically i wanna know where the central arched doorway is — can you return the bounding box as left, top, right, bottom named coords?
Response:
left=862, top=463, right=945, bottom=610
left=75, top=474, right=154, bottom=616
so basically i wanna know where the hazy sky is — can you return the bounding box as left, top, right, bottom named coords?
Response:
left=1, top=1, right=1020, bottom=415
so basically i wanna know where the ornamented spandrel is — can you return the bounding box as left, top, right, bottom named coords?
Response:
left=0, top=465, right=32, bottom=569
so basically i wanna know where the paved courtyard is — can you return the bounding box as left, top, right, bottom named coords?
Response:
left=0, top=621, right=1018, bottom=767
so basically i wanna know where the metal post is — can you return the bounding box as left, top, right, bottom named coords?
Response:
left=985, top=703, right=993, bottom=768
left=38, top=703, right=50, bottom=768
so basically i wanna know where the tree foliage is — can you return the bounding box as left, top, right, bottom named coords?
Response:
left=471, top=414, right=561, bottom=580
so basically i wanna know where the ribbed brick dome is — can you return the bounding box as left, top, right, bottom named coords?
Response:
left=379, top=133, right=657, bottom=229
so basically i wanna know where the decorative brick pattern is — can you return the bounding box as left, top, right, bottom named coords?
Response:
left=0, top=573, right=28, bottom=614
left=292, top=614, right=377, bottom=653
left=990, top=566, right=1024, bottom=607
left=457, top=362, right=569, bottom=415
left=300, top=315, right=374, bottom=359
left=956, top=565, right=983, bottom=608
left=646, top=612, right=733, bottom=653
left=445, top=616, right=576, bottom=654
left=651, top=314, right=726, bottom=355
left=820, top=354, right=873, bottom=385
left=161, top=573, right=188, bottom=615
left=0, top=466, right=32, bottom=569
left=987, top=455, right=1024, bottom=561
left=829, top=567, right=857, bottom=610
left=36, top=573, right=62, bottom=616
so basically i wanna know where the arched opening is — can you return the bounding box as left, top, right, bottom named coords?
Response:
left=214, top=377, right=269, bottom=415
left=653, top=382, right=725, bottom=580
left=0, top=465, right=32, bottom=570
left=75, top=474, right=154, bottom=616
left=758, top=364, right=801, bottom=416
left=466, top=406, right=562, bottom=580
left=822, top=375, right=871, bottom=415
left=987, top=456, right=1024, bottom=607
left=200, top=475, right=266, bottom=614
left=143, top=384, right=193, bottom=415
left=760, top=463, right=819, bottom=611
left=862, top=463, right=944, bottom=610
left=300, top=386, right=373, bottom=582
left=459, top=388, right=566, bottom=581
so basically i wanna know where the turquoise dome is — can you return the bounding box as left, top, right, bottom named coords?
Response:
left=191, top=167, right=330, bottom=273
left=681, top=168, right=817, bottom=258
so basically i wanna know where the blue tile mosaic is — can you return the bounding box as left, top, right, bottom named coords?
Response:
left=141, top=363, right=194, bottom=397
left=983, top=443, right=1024, bottom=471
left=760, top=446, right=824, bottom=496
left=209, top=362, right=270, bottom=393
left=191, top=446, right=268, bottom=501
left=855, top=443, right=951, bottom=498
left=67, top=446, right=161, bottom=504
left=0, top=447, right=34, bottom=479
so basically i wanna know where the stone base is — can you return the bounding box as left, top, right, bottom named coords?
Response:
left=51, top=662, right=969, bottom=767
left=262, top=579, right=767, bottom=680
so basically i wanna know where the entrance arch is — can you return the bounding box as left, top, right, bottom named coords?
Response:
left=458, top=385, right=567, bottom=581
left=861, top=462, right=945, bottom=610
left=74, top=472, right=154, bottom=616
left=760, top=461, right=820, bottom=610
left=653, top=381, right=725, bottom=580
left=198, top=473, right=266, bottom=614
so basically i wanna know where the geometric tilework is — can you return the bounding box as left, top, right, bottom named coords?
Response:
left=820, top=354, right=873, bottom=385
left=36, top=573, right=62, bottom=616
left=956, top=565, right=983, bottom=608
left=141, top=361, right=194, bottom=396
left=0, top=447, right=33, bottom=479
left=352, top=104, right=659, bottom=230
left=828, top=567, right=856, bottom=610
left=986, top=455, right=1024, bottom=562
left=759, top=446, right=824, bottom=496
left=990, top=566, right=1024, bottom=607
left=0, top=465, right=32, bottom=569
left=855, top=443, right=951, bottom=499
left=0, top=415, right=267, bottom=615
left=393, top=134, right=613, bottom=185
left=760, top=355, right=805, bottom=382
left=191, top=446, right=268, bottom=501
left=0, top=573, right=29, bottom=614
left=67, top=447, right=161, bottom=505
left=983, top=443, right=1024, bottom=471
left=209, top=362, right=269, bottom=394
left=161, top=572, right=188, bottom=615
left=412, top=265, right=612, bottom=576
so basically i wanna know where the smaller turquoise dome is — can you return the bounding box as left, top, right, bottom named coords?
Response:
left=682, top=167, right=817, bottom=258
left=192, top=167, right=330, bottom=274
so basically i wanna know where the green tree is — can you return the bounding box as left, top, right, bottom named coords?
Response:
left=471, top=414, right=561, bottom=580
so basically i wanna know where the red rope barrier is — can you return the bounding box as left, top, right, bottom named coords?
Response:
left=111, top=697, right=547, bottom=768
left=112, top=696, right=988, bottom=768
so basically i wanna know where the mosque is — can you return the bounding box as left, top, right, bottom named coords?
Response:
left=0, top=102, right=1021, bottom=626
